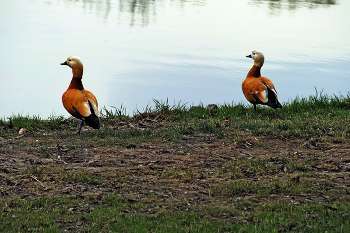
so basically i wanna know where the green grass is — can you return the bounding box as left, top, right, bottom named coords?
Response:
left=0, top=114, right=66, bottom=131
left=100, top=104, right=129, bottom=122
left=107, top=91, right=350, bottom=141
left=23, top=166, right=46, bottom=180
left=211, top=178, right=316, bottom=197
left=58, top=170, right=105, bottom=185
left=2, top=91, right=350, bottom=142
left=1, top=195, right=350, bottom=233
left=158, top=167, right=200, bottom=182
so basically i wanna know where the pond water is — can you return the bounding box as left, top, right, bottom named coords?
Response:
left=0, top=0, right=349, bottom=119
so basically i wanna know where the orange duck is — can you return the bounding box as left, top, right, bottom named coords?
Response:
left=242, top=50, right=282, bottom=111
left=61, top=56, right=100, bottom=134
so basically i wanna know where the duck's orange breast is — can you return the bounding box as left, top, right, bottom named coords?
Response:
left=242, top=76, right=275, bottom=104
left=62, top=89, right=98, bottom=119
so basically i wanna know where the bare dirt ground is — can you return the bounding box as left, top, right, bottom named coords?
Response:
left=1, top=123, right=350, bottom=211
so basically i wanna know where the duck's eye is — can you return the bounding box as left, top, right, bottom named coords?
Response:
left=252, top=52, right=256, bottom=55
left=68, top=59, right=72, bottom=61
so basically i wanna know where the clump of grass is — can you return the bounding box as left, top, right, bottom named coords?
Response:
left=197, top=119, right=225, bottom=138
left=36, top=147, right=51, bottom=158
left=23, top=166, right=46, bottom=180
left=0, top=117, right=8, bottom=126
left=115, top=171, right=124, bottom=183
left=285, top=89, right=350, bottom=113
left=211, top=177, right=315, bottom=198
left=158, top=168, right=199, bottom=182
left=58, top=170, right=104, bottom=185
left=100, top=104, right=129, bottom=121
left=0, top=114, right=67, bottom=133
left=132, top=98, right=188, bottom=120
left=152, top=98, right=188, bottom=114
left=157, top=125, right=194, bottom=139
left=220, top=158, right=282, bottom=179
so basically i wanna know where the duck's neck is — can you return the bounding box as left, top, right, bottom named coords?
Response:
left=247, top=65, right=261, bottom=78
left=68, top=77, right=84, bottom=90
left=72, top=67, right=83, bottom=79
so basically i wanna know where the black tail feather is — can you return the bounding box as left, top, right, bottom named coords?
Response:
left=265, top=85, right=282, bottom=109
left=85, top=100, right=100, bottom=129
left=84, top=114, right=100, bottom=129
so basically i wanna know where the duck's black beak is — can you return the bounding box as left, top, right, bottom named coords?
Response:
left=246, top=54, right=252, bottom=58
left=60, top=61, right=68, bottom=65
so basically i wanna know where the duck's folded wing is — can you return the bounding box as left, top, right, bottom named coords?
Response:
left=262, top=81, right=282, bottom=109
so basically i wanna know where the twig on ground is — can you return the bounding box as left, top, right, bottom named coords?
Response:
left=30, top=175, right=45, bottom=187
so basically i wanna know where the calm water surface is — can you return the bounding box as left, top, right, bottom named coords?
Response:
left=0, top=0, right=349, bottom=119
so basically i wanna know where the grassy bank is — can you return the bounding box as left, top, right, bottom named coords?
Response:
left=1, top=92, right=350, bottom=232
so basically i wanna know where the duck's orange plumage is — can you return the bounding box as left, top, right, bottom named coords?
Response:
left=242, top=50, right=282, bottom=111
left=61, top=56, right=100, bottom=134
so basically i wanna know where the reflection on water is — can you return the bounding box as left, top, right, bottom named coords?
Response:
left=250, top=0, right=337, bottom=14
left=58, top=0, right=157, bottom=26
left=59, top=0, right=207, bottom=26
left=251, top=0, right=337, bottom=7
left=58, top=0, right=338, bottom=26
left=118, top=0, right=156, bottom=26
left=56, top=0, right=339, bottom=26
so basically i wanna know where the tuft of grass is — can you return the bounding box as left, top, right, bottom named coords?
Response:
left=152, top=98, right=188, bottom=114
left=158, top=167, right=199, bottom=182
left=58, top=170, right=104, bottom=185
left=211, top=177, right=316, bottom=198
left=23, top=166, right=46, bottom=180
left=0, top=114, right=68, bottom=134
left=100, top=104, right=129, bottom=121
left=220, top=158, right=282, bottom=179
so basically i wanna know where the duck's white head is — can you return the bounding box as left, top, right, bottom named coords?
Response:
left=61, top=56, right=83, bottom=69
left=246, top=50, right=265, bottom=67
left=61, top=56, right=83, bottom=78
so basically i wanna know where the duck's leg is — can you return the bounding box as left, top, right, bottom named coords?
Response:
left=72, top=106, right=85, bottom=134
left=77, top=120, right=84, bottom=134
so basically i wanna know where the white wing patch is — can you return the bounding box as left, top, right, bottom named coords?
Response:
left=251, top=90, right=268, bottom=103
left=91, top=103, right=99, bottom=117
left=262, top=82, right=279, bottom=103
left=82, top=101, right=98, bottom=117
left=82, top=102, right=91, bottom=117
left=261, top=89, right=268, bottom=103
